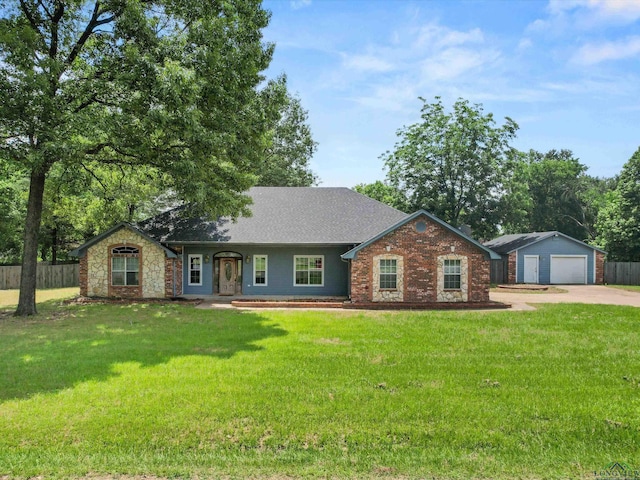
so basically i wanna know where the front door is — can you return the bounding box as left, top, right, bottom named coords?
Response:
left=523, top=255, right=539, bottom=284
left=219, top=258, right=237, bottom=295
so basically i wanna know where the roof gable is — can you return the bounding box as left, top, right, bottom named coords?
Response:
left=484, top=231, right=606, bottom=254
left=341, top=210, right=501, bottom=260
left=138, top=187, right=409, bottom=245
left=69, top=223, right=177, bottom=258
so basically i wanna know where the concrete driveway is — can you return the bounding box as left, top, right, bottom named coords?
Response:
left=491, top=285, right=640, bottom=311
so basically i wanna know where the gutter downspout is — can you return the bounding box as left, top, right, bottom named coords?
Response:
left=340, top=249, right=355, bottom=301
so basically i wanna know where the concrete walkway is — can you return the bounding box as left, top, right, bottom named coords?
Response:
left=188, top=286, right=640, bottom=312
left=490, top=285, right=640, bottom=311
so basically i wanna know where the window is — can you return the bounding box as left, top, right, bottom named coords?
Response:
left=111, top=246, right=139, bottom=286
left=444, top=259, right=461, bottom=289
left=188, top=254, right=203, bottom=286
left=294, top=255, right=324, bottom=286
left=379, top=259, right=397, bottom=289
left=254, top=255, right=268, bottom=286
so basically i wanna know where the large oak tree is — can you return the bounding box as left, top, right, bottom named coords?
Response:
left=1, top=0, right=278, bottom=315
left=382, top=97, right=519, bottom=239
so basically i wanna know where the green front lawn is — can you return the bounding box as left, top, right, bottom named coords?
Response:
left=0, top=287, right=79, bottom=307
left=0, top=302, right=638, bottom=479
left=607, top=285, right=640, bottom=292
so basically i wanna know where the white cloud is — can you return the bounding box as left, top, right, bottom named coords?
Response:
left=528, top=0, right=640, bottom=34
left=333, top=23, right=501, bottom=113
left=548, top=0, right=640, bottom=21
left=290, top=0, right=311, bottom=10
left=347, top=77, right=420, bottom=113
left=415, top=24, right=484, bottom=49
left=572, top=36, right=640, bottom=64
left=423, top=47, right=498, bottom=81
left=341, top=54, right=394, bottom=72
left=518, top=38, right=533, bottom=50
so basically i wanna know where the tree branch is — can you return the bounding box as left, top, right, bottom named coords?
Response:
left=36, top=0, right=52, bottom=19
left=19, top=0, right=40, bottom=30
left=48, top=1, right=64, bottom=59
left=80, top=161, right=109, bottom=193
left=65, top=1, right=116, bottom=67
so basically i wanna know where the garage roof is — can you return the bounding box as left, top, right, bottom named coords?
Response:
left=484, top=231, right=606, bottom=255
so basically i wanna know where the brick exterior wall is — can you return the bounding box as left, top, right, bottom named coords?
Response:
left=595, top=251, right=605, bottom=285
left=349, top=216, right=491, bottom=303
left=508, top=252, right=517, bottom=284
left=165, top=257, right=183, bottom=297
left=79, top=255, right=88, bottom=296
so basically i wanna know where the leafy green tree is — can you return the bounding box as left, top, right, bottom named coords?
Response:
left=353, top=181, right=408, bottom=212
left=501, top=150, right=612, bottom=240
left=382, top=97, right=518, bottom=239
left=38, top=163, right=175, bottom=263
left=256, top=78, right=318, bottom=186
left=0, top=161, right=27, bottom=264
left=1, top=0, right=276, bottom=315
left=596, top=147, right=640, bottom=261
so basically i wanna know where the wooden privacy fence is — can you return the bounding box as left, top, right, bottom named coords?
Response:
left=490, top=259, right=508, bottom=285
left=0, top=263, right=79, bottom=290
left=604, top=262, right=640, bottom=286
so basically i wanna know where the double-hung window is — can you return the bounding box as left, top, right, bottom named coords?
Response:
left=188, top=254, right=203, bottom=286
left=444, top=259, right=461, bottom=289
left=254, top=255, right=268, bottom=286
left=294, top=255, right=324, bottom=286
left=111, top=246, right=139, bottom=286
left=379, top=259, right=397, bottom=289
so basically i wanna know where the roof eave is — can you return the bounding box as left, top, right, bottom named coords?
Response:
left=69, top=223, right=177, bottom=258
left=499, top=231, right=607, bottom=254
left=341, top=210, right=501, bottom=261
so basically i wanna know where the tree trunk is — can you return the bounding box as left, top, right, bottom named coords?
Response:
left=15, top=168, right=47, bottom=316
left=52, top=226, right=58, bottom=265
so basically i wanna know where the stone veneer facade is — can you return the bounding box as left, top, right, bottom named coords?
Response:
left=349, top=216, right=491, bottom=304
left=436, top=254, right=468, bottom=302
left=85, top=228, right=167, bottom=298
left=372, top=254, right=404, bottom=302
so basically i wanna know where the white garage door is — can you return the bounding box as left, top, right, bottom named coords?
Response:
left=550, top=256, right=587, bottom=284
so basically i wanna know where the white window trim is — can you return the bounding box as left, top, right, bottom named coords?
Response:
left=293, top=255, right=325, bottom=287
left=253, top=254, right=268, bottom=287
left=379, top=258, right=398, bottom=290
left=111, top=247, right=140, bottom=287
left=443, top=258, right=462, bottom=290
left=188, top=254, right=203, bottom=286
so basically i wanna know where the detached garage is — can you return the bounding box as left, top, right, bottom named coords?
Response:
left=485, top=231, right=606, bottom=285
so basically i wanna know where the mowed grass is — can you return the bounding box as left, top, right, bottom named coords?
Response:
left=0, top=287, right=79, bottom=307
left=0, top=301, right=639, bottom=479
left=608, top=285, right=640, bottom=293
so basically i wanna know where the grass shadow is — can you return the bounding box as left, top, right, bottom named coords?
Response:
left=0, top=301, right=287, bottom=401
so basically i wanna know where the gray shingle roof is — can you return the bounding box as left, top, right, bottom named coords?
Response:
left=138, top=187, right=409, bottom=245
left=484, top=231, right=606, bottom=254
left=483, top=232, right=553, bottom=254
left=68, top=223, right=178, bottom=258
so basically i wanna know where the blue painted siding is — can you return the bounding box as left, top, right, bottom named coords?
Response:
left=182, top=245, right=349, bottom=296
left=516, top=235, right=595, bottom=284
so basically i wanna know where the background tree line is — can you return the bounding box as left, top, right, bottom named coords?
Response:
left=355, top=97, right=640, bottom=262
left=0, top=0, right=636, bottom=318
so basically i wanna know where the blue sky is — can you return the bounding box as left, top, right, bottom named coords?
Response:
left=261, top=0, right=640, bottom=187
